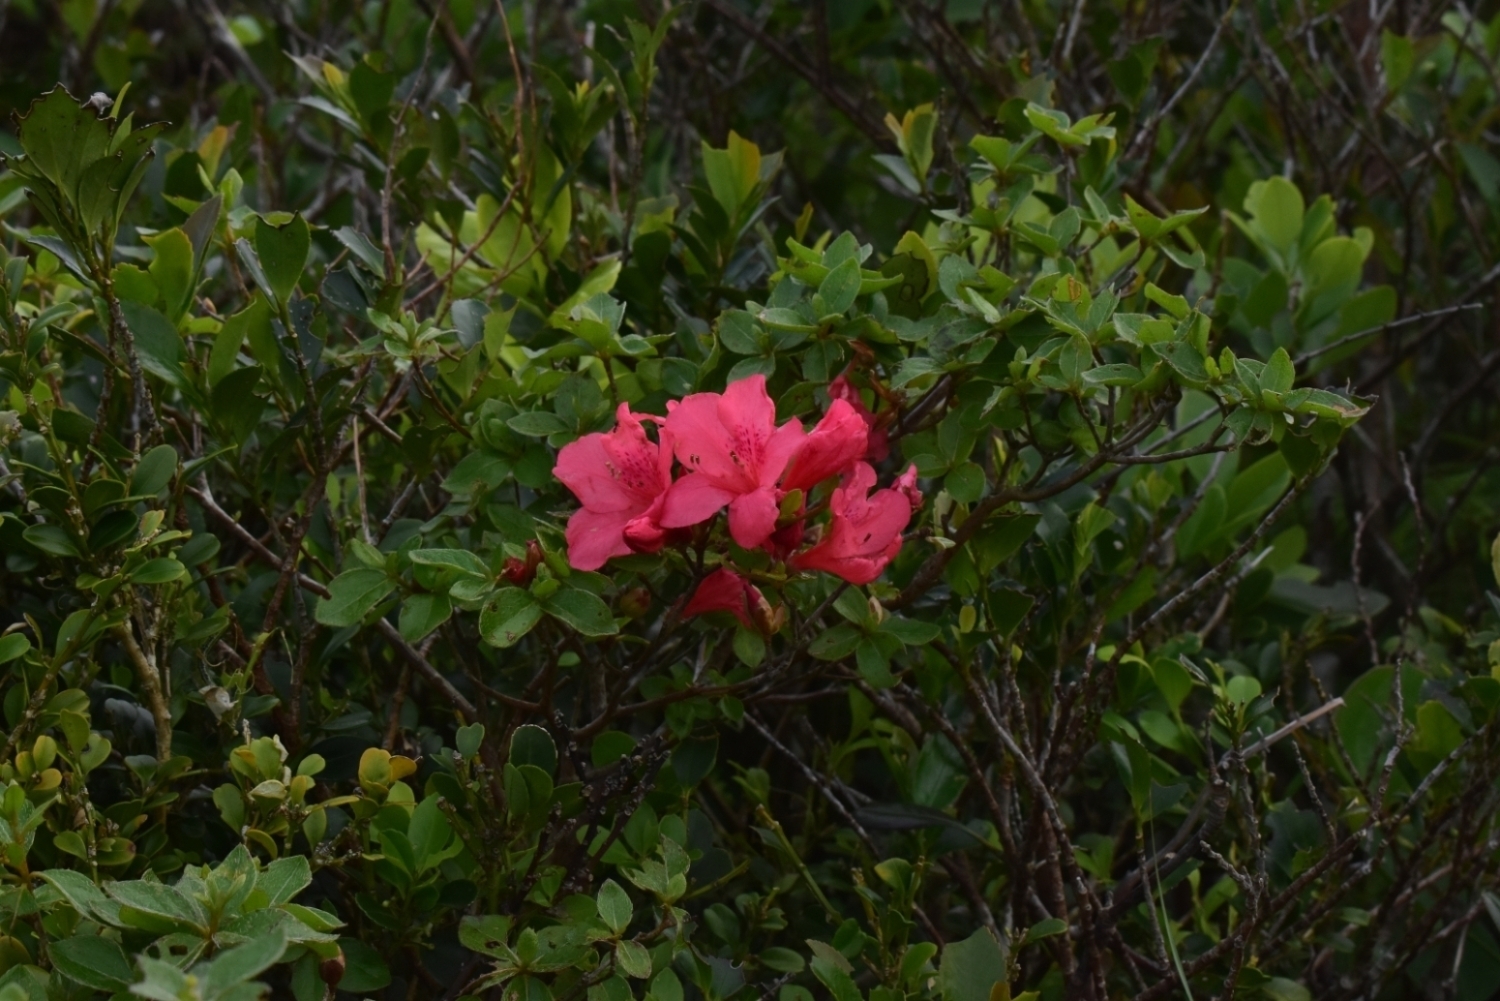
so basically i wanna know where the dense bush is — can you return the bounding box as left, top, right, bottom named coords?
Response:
left=0, top=2, right=1498, bottom=1000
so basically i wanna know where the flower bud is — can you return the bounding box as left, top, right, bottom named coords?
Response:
left=778, top=489, right=805, bottom=522
left=502, top=539, right=544, bottom=587
left=319, top=950, right=346, bottom=988
left=618, top=586, right=652, bottom=618
left=749, top=587, right=784, bottom=636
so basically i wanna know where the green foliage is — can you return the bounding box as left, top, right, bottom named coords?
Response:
left=0, top=2, right=1496, bottom=1000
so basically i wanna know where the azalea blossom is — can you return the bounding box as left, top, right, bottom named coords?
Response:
left=683, top=568, right=776, bottom=632
left=660, top=374, right=805, bottom=549
left=789, top=462, right=917, bottom=584
left=780, top=398, right=869, bottom=493
left=553, top=404, right=673, bottom=571
left=828, top=374, right=889, bottom=462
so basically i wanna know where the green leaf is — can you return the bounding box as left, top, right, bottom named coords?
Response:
left=131, top=958, right=192, bottom=1001
left=761, top=947, right=806, bottom=974
left=130, top=558, right=186, bottom=585
left=455, top=723, right=485, bottom=759
left=1023, top=918, right=1068, bottom=943
left=131, top=444, right=179, bottom=496
left=22, top=524, right=79, bottom=557
left=856, top=638, right=895, bottom=688
left=399, top=593, right=452, bottom=641
left=616, top=940, right=652, bottom=979
left=717, top=309, right=763, bottom=354
left=49, top=935, right=134, bottom=992
left=597, top=879, right=632, bottom=935
left=39, top=868, right=121, bottom=924
left=14, top=88, right=112, bottom=205
left=50, top=408, right=96, bottom=446
left=121, top=300, right=187, bottom=388
left=819, top=256, right=862, bottom=316
left=1262, top=347, right=1295, bottom=395
left=1225, top=675, right=1262, bottom=705
left=480, top=588, right=543, bottom=647
left=507, top=411, right=572, bottom=437
left=543, top=586, right=617, bottom=636
left=1244, top=177, right=1304, bottom=258
left=254, top=212, right=310, bottom=303
left=336, top=938, right=392, bottom=993
left=510, top=724, right=558, bottom=774
left=260, top=854, right=312, bottom=905
left=702, top=130, right=762, bottom=217
left=1304, top=236, right=1366, bottom=297
left=314, top=568, right=395, bottom=627
left=459, top=915, right=514, bottom=958
left=406, top=796, right=455, bottom=871
left=810, top=623, right=861, bottom=660
left=1380, top=30, right=1415, bottom=91
left=209, top=296, right=271, bottom=386
left=1262, top=978, right=1313, bottom=1001
left=733, top=626, right=766, bottom=667
left=945, top=462, right=985, bottom=504
left=211, top=366, right=266, bottom=443
left=1154, top=341, right=1208, bottom=386
left=144, top=227, right=194, bottom=323
left=938, top=929, right=1008, bottom=1001
left=880, top=617, right=941, bottom=645
left=106, top=879, right=207, bottom=934
left=0, top=634, right=29, bottom=663
left=199, top=927, right=287, bottom=995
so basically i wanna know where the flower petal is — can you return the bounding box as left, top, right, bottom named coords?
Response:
left=789, top=463, right=913, bottom=583
left=564, top=508, right=634, bottom=571
left=666, top=392, right=745, bottom=485
left=781, top=399, right=868, bottom=492
left=555, top=405, right=669, bottom=514
left=683, top=568, right=757, bottom=630
left=718, top=374, right=788, bottom=483
left=727, top=486, right=781, bottom=549
left=554, top=434, right=636, bottom=513
left=760, top=415, right=806, bottom=487
left=660, top=473, right=737, bottom=528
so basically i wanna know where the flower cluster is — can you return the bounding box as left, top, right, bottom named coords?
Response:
left=554, top=375, right=920, bottom=628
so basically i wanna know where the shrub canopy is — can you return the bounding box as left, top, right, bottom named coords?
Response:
left=0, top=2, right=1498, bottom=1000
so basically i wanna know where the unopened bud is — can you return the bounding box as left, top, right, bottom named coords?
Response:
left=749, top=590, right=783, bottom=636
left=618, top=586, right=652, bottom=618
left=777, top=489, right=805, bottom=522
left=502, top=539, right=544, bottom=586
left=319, top=950, right=345, bottom=988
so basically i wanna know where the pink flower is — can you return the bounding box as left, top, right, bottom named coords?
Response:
left=789, top=463, right=916, bottom=584
left=829, top=374, right=889, bottom=462
left=660, top=374, right=805, bottom=549
left=553, top=404, right=673, bottom=571
left=683, top=568, right=776, bottom=632
left=780, top=398, right=869, bottom=493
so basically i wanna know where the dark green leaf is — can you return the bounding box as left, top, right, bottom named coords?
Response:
left=314, top=569, right=396, bottom=627
left=49, top=935, right=133, bottom=992
left=254, top=212, right=310, bottom=303
left=543, top=586, right=617, bottom=636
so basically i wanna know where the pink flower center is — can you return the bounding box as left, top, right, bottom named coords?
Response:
left=608, top=449, right=659, bottom=493
left=730, top=424, right=765, bottom=470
